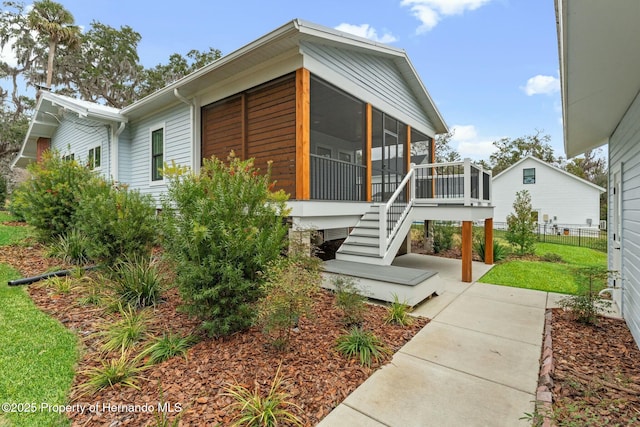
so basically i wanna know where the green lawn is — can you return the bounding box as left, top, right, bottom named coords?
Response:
left=478, top=242, right=607, bottom=294
left=0, top=211, right=31, bottom=246
left=0, top=223, right=78, bottom=426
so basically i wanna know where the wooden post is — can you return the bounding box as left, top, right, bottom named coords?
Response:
left=484, top=218, right=494, bottom=265
left=366, top=103, right=372, bottom=202
left=462, top=221, right=473, bottom=283
left=295, top=68, right=310, bottom=200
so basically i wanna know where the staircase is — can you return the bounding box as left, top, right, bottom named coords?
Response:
left=336, top=170, right=416, bottom=265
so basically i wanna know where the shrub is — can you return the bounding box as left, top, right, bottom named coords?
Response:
left=47, top=229, right=91, bottom=265
left=385, top=294, right=413, bottom=326
left=474, top=239, right=508, bottom=262
left=10, top=150, right=97, bottom=241
left=75, top=182, right=157, bottom=265
left=433, top=221, right=456, bottom=253
left=333, top=275, right=367, bottom=326
left=506, top=190, right=537, bottom=255
left=335, top=327, right=390, bottom=367
left=541, top=252, right=563, bottom=263
left=558, top=267, right=610, bottom=325
left=111, top=255, right=164, bottom=308
left=225, top=365, right=302, bottom=427
left=257, top=254, right=321, bottom=351
left=141, top=332, right=198, bottom=364
left=160, top=154, right=289, bottom=337
left=0, top=175, right=6, bottom=208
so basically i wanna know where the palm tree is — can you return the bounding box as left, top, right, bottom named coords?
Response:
left=28, top=0, right=81, bottom=90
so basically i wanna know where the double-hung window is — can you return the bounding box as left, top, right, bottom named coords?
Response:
left=88, top=146, right=101, bottom=169
left=523, top=168, right=535, bottom=184
left=151, top=127, right=164, bottom=181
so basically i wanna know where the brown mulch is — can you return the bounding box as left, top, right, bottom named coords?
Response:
left=3, top=243, right=427, bottom=426
left=551, top=309, right=640, bottom=425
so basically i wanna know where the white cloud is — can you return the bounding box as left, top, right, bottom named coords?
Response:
left=334, top=23, right=398, bottom=43
left=522, top=74, right=560, bottom=96
left=401, top=0, right=493, bottom=33
left=450, top=124, right=499, bottom=160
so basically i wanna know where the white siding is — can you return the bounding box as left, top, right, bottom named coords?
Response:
left=126, top=104, right=192, bottom=204
left=609, top=90, right=640, bottom=346
left=117, top=126, right=132, bottom=184
left=492, top=158, right=601, bottom=226
left=50, top=115, right=111, bottom=180
left=301, top=42, right=435, bottom=136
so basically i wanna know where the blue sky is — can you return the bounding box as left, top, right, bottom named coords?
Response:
left=3, top=0, right=563, bottom=161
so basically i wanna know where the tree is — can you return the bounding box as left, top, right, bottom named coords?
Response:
left=506, top=190, right=537, bottom=255
left=27, top=0, right=80, bottom=89
left=435, top=130, right=461, bottom=163
left=564, top=148, right=608, bottom=220
left=490, top=130, right=558, bottom=176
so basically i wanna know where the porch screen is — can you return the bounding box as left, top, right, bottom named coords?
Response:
left=309, top=77, right=366, bottom=201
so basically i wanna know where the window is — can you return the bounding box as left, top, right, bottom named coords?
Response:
left=523, top=168, right=535, bottom=184
left=151, top=127, right=164, bottom=181
left=62, top=153, right=74, bottom=162
left=316, top=146, right=332, bottom=158
left=88, top=146, right=101, bottom=169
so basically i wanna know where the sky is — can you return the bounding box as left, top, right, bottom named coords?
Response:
left=2, top=0, right=564, bottom=162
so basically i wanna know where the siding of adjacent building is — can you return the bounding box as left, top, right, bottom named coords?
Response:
left=492, top=157, right=602, bottom=227
left=50, top=115, right=111, bottom=180
left=609, top=90, right=640, bottom=346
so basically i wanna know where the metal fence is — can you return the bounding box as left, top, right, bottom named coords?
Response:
left=493, top=222, right=607, bottom=252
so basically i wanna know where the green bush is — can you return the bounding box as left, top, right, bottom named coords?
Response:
left=333, top=275, right=367, bottom=327
left=257, top=254, right=321, bottom=351
left=0, top=175, right=7, bottom=208
left=141, top=332, right=197, bottom=364
left=558, top=267, right=611, bottom=325
left=75, top=182, right=157, bottom=265
left=11, top=150, right=97, bottom=241
left=111, top=255, right=164, bottom=308
left=335, top=327, right=390, bottom=367
left=506, top=190, right=537, bottom=255
left=47, top=229, right=91, bottom=265
left=160, top=154, right=289, bottom=337
left=384, top=294, right=413, bottom=326
left=433, top=221, right=456, bottom=253
left=474, top=239, right=508, bottom=262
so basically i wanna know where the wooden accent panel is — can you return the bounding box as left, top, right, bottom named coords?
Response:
left=201, top=96, right=243, bottom=162
left=365, top=104, right=372, bottom=202
left=296, top=68, right=310, bottom=200
left=247, top=75, right=297, bottom=198
left=431, top=136, right=436, bottom=196
left=406, top=125, right=412, bottom=172
left=36, top=137, right=51, bottom=163
left=484, top=218, right=494, bottom=265
left=462, top=221, right=473, bottom=283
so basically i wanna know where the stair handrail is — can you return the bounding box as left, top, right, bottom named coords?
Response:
left=379, top=166, right=416, bottom=257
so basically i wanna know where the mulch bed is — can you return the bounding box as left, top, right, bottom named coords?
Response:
left=2, top=242, right=427, bottom=426
left=550, top=309, right=640, bottom=425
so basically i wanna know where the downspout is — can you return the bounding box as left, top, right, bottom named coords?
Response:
left=111, top=121, right=126, bottom=182
left=174, top=88, right=197, bottom=173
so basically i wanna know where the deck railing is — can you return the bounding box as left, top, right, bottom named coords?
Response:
left=413, top=159, right=492, bottom=206
left=310, top=154, right=366, bottom=201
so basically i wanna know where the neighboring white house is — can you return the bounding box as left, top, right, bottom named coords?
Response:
left=492, top=156, right=604, bottom=228
left=556, top=0, right=640, bottom=347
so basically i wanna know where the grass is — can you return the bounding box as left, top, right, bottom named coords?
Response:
left=479, top=241, right=608, bottom=294
left=0, top=264, right=78, bottom=427
left=0, top=211, right=31, bottom=246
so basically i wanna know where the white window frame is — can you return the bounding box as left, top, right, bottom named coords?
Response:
left=150, top=123, right=166, bottom=185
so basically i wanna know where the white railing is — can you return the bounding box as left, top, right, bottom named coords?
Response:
left=379, top=167, right=416, bottom=256
left=413, top=158, right=492, bottom=206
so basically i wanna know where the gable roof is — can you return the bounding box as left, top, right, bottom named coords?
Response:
left=11, top=92, right=126, bottom=169
left=556, top=0, right=640, bottom=158
left=492, top=155, right=605, bottom=192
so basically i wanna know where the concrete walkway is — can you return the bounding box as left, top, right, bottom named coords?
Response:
left=318, top=254, right=556, bottom=427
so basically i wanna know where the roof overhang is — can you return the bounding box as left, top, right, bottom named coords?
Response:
left=556, top=0, right=640, bottom=158
left=11, top=92, right=126, bottom=169
left=122, top=19, right=448, bottom=133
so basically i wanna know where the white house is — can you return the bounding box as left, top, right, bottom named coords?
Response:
left=492, top=156, right=604, bottom=228
left=12, top=19, right=494, bottom=293
left=556, top=0, right=640, bottom=347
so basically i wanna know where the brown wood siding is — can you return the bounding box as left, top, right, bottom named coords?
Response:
left=201, top=96, right=243, bottom=161
left=36, top=137, right=50, bottom=163
left=246, top=76, right=297, bottom=198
